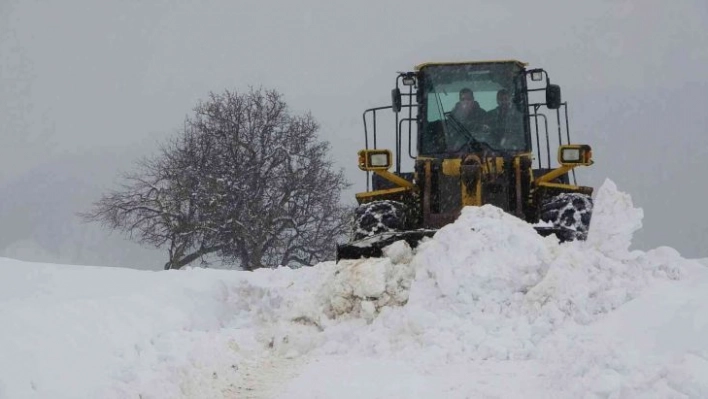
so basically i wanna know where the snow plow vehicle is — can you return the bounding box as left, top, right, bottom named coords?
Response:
left=336, top=60, right=594, bottom=261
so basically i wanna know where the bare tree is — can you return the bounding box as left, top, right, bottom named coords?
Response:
left=84, top=88, right=350, bottom=270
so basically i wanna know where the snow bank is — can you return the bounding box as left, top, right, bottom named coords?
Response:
left=1, top=179, right=707, bottom=398
left=0, top=261, right=325, bottom=398
left=279, top=179, right=708, bottom=396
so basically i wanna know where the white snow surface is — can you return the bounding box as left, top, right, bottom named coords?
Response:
left=2, top=179, right=707, bottom=398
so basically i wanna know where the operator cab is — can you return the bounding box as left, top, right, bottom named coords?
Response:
left=416, top=61, right=530, bottom=155
left=372, top=59, right=568, bottom=180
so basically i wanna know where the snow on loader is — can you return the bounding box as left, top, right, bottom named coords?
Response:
left=336, top=60, right=594, bottom=261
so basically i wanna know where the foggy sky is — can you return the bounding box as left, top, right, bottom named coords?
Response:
left=1, top=0, right=707, bottom=268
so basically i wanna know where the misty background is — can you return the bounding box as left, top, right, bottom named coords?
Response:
left=1, top=0, right=706, bottom=269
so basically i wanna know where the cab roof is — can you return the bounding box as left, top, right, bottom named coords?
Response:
left=414, top=59, right=528, bottom=71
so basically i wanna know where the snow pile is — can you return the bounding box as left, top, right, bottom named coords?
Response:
left=301, top=180, right=688, bottom=363
left=324, top=241, right=415, bottom=321
left=412, top=204, right=553, bottom=308
left=331, top=204, right=558, bottom=361
left=1, top=179, right=707, bottom=398
left=278, top=179, right=708, bottom=397
left=587, top=178, right=645, bottom=257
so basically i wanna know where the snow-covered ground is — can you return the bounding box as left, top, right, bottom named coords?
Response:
left=2, top=179, right=707, bottom=399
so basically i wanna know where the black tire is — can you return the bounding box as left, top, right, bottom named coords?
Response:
left=352, top=200, right=407, bottom=240
left=540, top=193, right=593, bottom=240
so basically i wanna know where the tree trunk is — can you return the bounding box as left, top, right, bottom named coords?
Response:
left=165, top=246, right=223, bottom=270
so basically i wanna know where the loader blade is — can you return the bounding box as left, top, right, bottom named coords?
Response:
left=533, top=226, right=586, bottom=242
left=336, top=229, right=438, bottom=262
left=337, top=226, right=583, bottom=262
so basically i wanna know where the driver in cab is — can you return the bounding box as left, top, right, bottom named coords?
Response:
left=447, top=88, right=489, bottom=151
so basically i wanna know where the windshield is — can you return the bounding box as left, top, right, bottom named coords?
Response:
left=419, top=63, right=528, bottom=154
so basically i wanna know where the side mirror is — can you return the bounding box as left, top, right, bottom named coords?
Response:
left=391, top=88, right=402, bottom=113
left=546, top=84, right=562, bottom=109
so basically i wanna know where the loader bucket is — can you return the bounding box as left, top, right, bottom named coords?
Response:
left=533, top=225, right=587, bottom=242
left=335, top=229, right=438, bottom=262
left=336, top=225, right=584, bottom=262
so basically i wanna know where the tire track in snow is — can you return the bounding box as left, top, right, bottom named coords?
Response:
left=224, top=352, right=304, bottom=398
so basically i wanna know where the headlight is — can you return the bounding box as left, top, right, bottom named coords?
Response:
left=561, top=148, right=581, bottom=162
left=558, top=145, right=593, bottom=166
left=358, top=149, right=392, bottom=171
left=369, top=153, right=389, bottom=167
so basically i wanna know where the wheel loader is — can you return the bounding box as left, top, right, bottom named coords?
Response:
left=336, top=60, right=594, bottom=261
